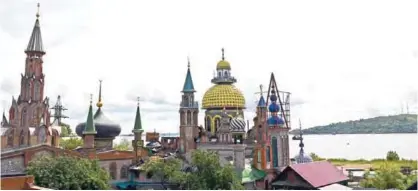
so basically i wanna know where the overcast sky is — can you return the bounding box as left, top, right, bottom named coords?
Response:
left=0, top=0, right=417, bottom=134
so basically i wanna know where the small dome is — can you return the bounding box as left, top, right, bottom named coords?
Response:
left=230, top=116, right=246, bottom=132
left=270, top=94, right=277, bottom=102
left=294, top=153, right=313, bottom=164
left=268, top=103, right=280, bottom=113
left=216, top=60, right=231, bottom=70
left=202, top=84, right=246, bottom=109
left=76, top=109, right=121, bottom=138
left=267, top=116, right=284, bottom=127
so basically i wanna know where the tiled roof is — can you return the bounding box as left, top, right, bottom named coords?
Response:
left=289, top=161, right=349, bottom=188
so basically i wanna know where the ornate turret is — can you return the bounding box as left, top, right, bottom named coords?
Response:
left=25, top=3, right=45, bottom=55
left=1, top=110, right=11, bottom=127
left=230, top=108, right=246, bottom=144
left=179, top=57, right=199, bottom=153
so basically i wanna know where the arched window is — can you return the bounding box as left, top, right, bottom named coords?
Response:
left=38, top=127, right=46, bottom=144
left=266, top=146, right=271, bottom=162
left=7, top=129, right=14, bottom=147
left=272, top=136, right=278, bottom=167
left=218, top=71, right=222, bottom=77
left=109, top=162, right=117, bottom=180
left=21, top=108, right=27, bottom=127
left=34, top=82, right=40, bottom=100
left=120, top=165, right=129, bottom=179
left=19, top=130, right=25, bottom=146
left=214, top=118, right=220, bottom=133
left=187, top=110, right=192, bottom=125
left=205, top=116, right=211, bottom=132
left=224, top=71, right=228, bottom=77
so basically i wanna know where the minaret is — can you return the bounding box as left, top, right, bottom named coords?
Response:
left=82, top=94, right=97, bottom=150
left=21, top=3, right=46, bottom=102
left=50, top=95, right=68, bottom=125
left=132, top=97, right=144, bottom=164
left=253, top=84, right=270, bottom=169
left=10, top=3, right=49, bottom=129
left=179, top=57, right=199, bottom=153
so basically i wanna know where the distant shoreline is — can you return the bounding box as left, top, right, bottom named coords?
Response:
left=289, top=132, right=417, bottom=135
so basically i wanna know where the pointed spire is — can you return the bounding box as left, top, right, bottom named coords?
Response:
left=25, top=3, right=45, bottom=54
left=83, top=94, right=97, bottom=135
left=257, top=84, right=266, bottom=107
left=96, top=80, right=103, bottom=108
left=1, top=109, right=9, bottom=127
left=221, top=48, right=225, bottom=60
left=133, top=97, right=143, bottom=133
left=182, top=57, right=195, bottom=93
left=298, top=119, right=304, bottom=153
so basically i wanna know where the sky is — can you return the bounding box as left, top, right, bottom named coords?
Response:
left=0, top=0, right=417, bottom=134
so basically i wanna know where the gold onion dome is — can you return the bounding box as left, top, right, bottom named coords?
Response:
left=216, top=60, right=231, bottom=70
left=202, top=84, right=246, bottom=109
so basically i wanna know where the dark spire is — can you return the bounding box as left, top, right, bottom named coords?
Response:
left=298, top=119, right=304, bottom=154
left=221, top=48, right=225, bottom=60
left=182, top=57, right=195, bottom=93
left=133, top=97, right=144, bottom=133
left=96, top=80, right=103, bottom=108
left=25, top=3, right=45, bottom=54
left=83, top=94, right=97, bottom=135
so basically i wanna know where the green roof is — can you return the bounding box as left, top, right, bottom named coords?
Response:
left=132, top=105, right=143, bottom=133
left=83, top=101, right=97, bottom=135
left=241, top=167, right=267, bottom=183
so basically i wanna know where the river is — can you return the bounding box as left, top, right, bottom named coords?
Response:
left=113, top=133, right=417, bottom=160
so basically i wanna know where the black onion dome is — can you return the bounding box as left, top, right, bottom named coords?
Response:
left=76, top=109, right=121, bottom=138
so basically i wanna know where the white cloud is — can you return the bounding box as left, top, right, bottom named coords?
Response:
left=0, top=0, right=417, bottom=134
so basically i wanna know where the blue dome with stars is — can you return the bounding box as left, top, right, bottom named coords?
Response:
left=268, top=115, right=285, bottom=126
left=268, top=103, right=280, bottom=113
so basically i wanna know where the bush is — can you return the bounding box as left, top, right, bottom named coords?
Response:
left=386, top=151, right=400, bottom=161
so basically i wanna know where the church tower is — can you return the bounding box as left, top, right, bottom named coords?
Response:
left=179, top=58, right=199, bottom=153
left=266, top=73, right=291, bottom=168
left=9, top=3, right=50, bottom=129
left=253, top=85, right=270, bottom=169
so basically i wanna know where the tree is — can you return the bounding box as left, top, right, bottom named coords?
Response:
left=142, top=150, right=244, bottom=190
left=386, top=151, right=400, bottom=161
left=27, top=155, right=110, bottom=190
left=310, top=152, right=324, bottom=161
left=60, top=137, right=83, bottom=150
left=113, top=138, right=132, bottom=151
left=360, top=162, right=416, bottom=190
left=142, top=157, right=186, bottom=189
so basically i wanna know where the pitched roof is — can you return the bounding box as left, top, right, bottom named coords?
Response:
left=182, top=62, right=195, bottom=92
left=288, top=161, right=349, bottom=188
left=26, top=18, right=45, bottom=54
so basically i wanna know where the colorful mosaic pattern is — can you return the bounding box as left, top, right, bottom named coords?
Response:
left=202, top=84, right=245, bottom=109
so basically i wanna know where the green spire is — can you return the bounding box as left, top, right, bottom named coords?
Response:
left=133, top=97, right=143, bottom=133
left=182, top=57, right=196, bottom=92
left=83, top=94, right=97, bottom=135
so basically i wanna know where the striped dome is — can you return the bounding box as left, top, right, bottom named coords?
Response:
left=230, top=116, right=246, bottom=133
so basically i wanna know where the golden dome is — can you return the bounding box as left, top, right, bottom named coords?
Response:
left=216, top=60, right=231, bottom=70
left=202, top=84, right=246, bottom=109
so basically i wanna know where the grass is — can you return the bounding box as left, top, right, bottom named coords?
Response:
left=325, top=158, right=417, bottom=170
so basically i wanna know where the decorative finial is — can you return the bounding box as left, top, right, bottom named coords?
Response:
left=36, top=3, right=40, bottom=19
left=259, top=84, right=263, bottom=96
left=299, top=119, right=303, bottom=136
left=187, top=56, right=190, bottom=68
left=89, top=94, right=93, bottom=105
left=96, top=80, right=103, bottom=108
left=221, top=48, right=225, bottom=60
left=137, top=96, right=140, bottom=107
